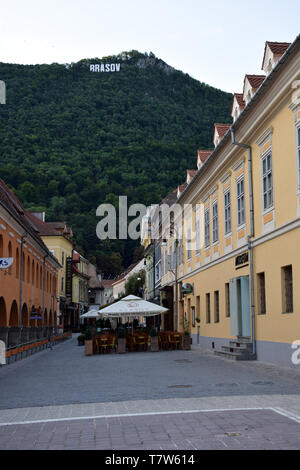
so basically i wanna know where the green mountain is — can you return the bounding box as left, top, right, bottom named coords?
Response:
left=0, top=51, right=232, bottom=275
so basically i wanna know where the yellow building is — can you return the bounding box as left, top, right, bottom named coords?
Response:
left=72, top=250, right=89, bottom=327
left=160, top=36, right=300, bottom=367
left=28, top=214, right=74, bottom=329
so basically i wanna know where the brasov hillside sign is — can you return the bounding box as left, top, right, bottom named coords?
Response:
left=90, top=63, right=121, bottom=72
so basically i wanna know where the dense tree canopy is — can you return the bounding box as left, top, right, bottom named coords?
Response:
left=0, top=51, right=232, bottom=275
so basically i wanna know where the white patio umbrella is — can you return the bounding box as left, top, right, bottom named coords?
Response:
left=80, top=309, right=100, bottom=319
left=99, top=295, right=168, bottom=318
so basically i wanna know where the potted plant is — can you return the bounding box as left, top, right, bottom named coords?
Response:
left=77, top=334, right=85, bottom=346
left=182, top=318, right=191, bottom=350
left=117, top=326, right=126, bottom=354
left=84, top=328, right=93, bottom=356
left=149, top=327, right=159, bottom=352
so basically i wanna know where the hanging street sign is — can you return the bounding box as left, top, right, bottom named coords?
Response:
left=0, top=258, right=13, bottom=269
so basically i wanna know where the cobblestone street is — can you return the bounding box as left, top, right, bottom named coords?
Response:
left=0, top=334, right=300, bottom=450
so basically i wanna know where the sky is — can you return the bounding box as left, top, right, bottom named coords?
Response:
left=1, top=0, right=299, bottom=93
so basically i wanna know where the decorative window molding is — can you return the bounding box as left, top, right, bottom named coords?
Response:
left=256, top=126, right=274, bottom=147
left=232, top=157, right=245, bottom=173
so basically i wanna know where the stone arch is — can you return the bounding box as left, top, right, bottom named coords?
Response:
left=9, top=300, right=18, bottom=326
left=0, top=297, right=7, bottom=326
left=22, top=303, right=29, bottom=326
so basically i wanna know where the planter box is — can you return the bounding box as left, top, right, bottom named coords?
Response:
left=85, top=339, right=93, bottom=356
left=150, top=336, right=159, bottom=352
left=117, top=337, right=126, bottom=354
left=182, top=334, right=191, bottom=350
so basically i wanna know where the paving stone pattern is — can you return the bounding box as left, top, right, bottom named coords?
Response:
left=0, top=409, right=299, bottom=450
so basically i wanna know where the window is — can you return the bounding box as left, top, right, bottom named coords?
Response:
left=257, top=273, right=266, bottom=315
left=206, top=293, right=211, bottom=323
left=237, top=178, right=245, bottom=226
left=61, top=277, right=64, bottom=292
left=155, top=261, right=161, bottom=283
left=214, top=291, right=219, bottom=323
left=62, top=251, right=65, bottom=266
left=204, top=208, right=210, bottom=247
left=225, top=283, right=230, bottom=317
left=212, top=202, right=218, bottom=243
left=262, top=153, right=273, bottom=210
left=224, top=190, right=232, bottom=234
left=282, top=265, right=293, bottom=313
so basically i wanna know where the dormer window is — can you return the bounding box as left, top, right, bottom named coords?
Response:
left=262, top=41, right=291, bottom=75
left=243, top=75, right=265, bottom=106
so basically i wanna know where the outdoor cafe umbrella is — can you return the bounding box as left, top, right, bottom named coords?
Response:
left=98, top=295, right=168, bottom=318
left=80, top=309, right=100, bottom=319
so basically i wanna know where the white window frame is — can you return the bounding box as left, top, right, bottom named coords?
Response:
left=236, top=178, right=245, bottom=227
left=261, top=152, right=273, bottom=212
left=212, top=202, right=218, bottom=244
left=224, top=189, right=232, bottom=235
left=204, top=208, right=210, bottom=248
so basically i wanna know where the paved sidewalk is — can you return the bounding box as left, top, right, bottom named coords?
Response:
left=0, top=408, right=299, bottom=450
left=0, top=334, right=300, bottom=450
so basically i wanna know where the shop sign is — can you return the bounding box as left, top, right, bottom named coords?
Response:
left=235, top=252, right=249, bottom=269
left=66, top=256, right=73, bottom=299
left=181, top=283, right=194, bottom=295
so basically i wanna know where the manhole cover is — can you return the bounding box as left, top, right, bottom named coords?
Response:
left=251, top=381, right=274, bottom=386
left=168, top=385, right=193, bottom=389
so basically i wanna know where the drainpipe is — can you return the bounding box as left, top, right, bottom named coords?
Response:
left=231, top=129, right=256, bottom=357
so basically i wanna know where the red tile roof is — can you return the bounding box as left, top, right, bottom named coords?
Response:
left=101, top=279, right=114, bottom=288
left=187, top=169, right=197, bottom=178
left=26, top=212, right=63, bottom=236
left=245, top=74, right=266, bottom=90
left=266, top=41, right=291, bottom=55
left=197, top=150, right=212, bottom=164
left=262, top=41, right=291, bottom=70
left=0, top=179, right=59, bottom=263
left=214, top=123, right=231, bottom=139
left=234, top=93, right=245, bottom=109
